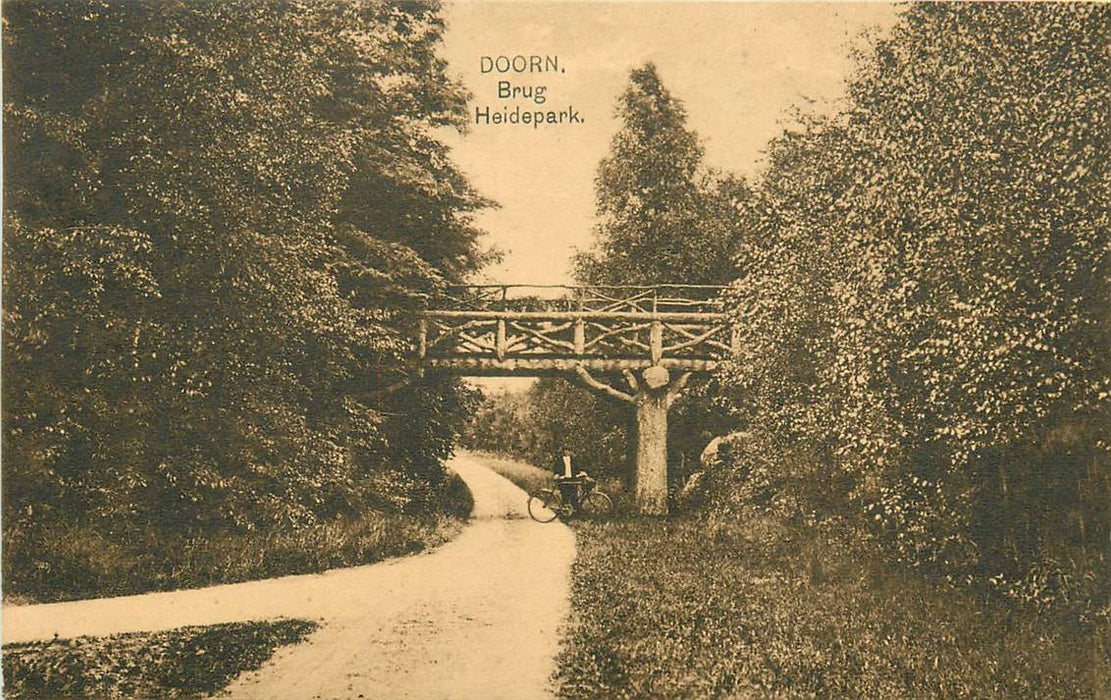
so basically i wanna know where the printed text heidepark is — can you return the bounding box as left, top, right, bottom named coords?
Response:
left=475, top=104, right=582, bottom=127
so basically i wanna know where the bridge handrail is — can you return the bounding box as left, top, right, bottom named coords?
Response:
left=436, top=284, right=727, bottom=314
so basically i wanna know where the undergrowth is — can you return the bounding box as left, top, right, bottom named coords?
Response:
left=465, top=453, right=1110, bottom=696
left=557, top=518, right=1111, bottom=699
left=4, top=472, right=473, bottom=604
left=2, top=619, right=318, bottom=699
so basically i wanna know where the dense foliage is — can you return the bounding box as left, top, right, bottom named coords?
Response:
left=3, top=0, right=487, bottom=583
left=4, top=478, right=471, bottom=604
left=3, top=620, right=318, bottom=698
left=717, top=2, right=1109, bottom=611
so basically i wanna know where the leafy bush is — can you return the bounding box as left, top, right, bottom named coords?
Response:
left=718, top=2, right=1110, bottom=612
left=2, top=619, right=317, bottom=699
left=462, top=379, right=630, bottom=482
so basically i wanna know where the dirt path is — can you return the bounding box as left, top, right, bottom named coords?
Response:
left=3, top=453, right=576, bottom=700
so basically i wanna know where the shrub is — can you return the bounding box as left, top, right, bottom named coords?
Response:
left=3, top=472, right=470, bottom=603
left=3, top=620, right=317, bottom=699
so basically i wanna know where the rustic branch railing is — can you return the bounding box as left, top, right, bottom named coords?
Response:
left=437, top=284, right=725, bottom=314
left=419, top=285, right=733, bottom=374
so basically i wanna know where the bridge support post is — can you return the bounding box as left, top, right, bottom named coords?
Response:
left=574, top=364, right=691, bottom=516
left=633, top=386, right=670, bottom=515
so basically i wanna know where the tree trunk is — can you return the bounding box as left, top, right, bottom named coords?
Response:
left=634, top=389, right=670, bottom=515
left=624, top=410, right=638, bottom=492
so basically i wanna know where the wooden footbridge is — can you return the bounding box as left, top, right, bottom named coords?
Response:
left=419, top=285, right=732, bottom=514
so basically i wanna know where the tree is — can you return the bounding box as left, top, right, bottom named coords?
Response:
left=3, top=0, right=489, bottom=553
left=721, top=3, right=1109, bottom=607
left=575, top=63, right=739, bottom=286
left=458, top=64, right=753, bottom=512
left=461, top=378, right=629, bottom=481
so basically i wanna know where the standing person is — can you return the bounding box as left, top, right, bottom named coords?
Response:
left=551, top=447, right=573, bottom=479
left=553, top=448, right=583, bottom=510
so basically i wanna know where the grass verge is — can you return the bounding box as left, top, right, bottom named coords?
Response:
left=556, top=518, right=1110, bottom=699
left=5, top=472, right=473, bottom=605
left=2, top=619, right=317, bottom=699
left=468, top=451, right=557, bottom=494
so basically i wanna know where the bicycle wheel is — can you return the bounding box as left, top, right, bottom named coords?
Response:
left=580, top=491, right=613, bottom=519
left=528, top=488, right=562, bottom=523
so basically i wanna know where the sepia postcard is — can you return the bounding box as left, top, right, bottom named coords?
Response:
left=2, top=1, right=1107, bottom=698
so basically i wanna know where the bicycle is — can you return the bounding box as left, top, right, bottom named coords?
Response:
left=527, top=474, right=613, bottom=522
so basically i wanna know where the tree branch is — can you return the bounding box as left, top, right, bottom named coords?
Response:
left=666, top=371, right=693, bottom=407
left=622, top=369, right=640, bottom=394
left=575, top=366, right=635, bottom=404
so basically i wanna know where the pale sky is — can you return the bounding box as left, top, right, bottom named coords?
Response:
left=438, top=1, right=900, bottom=287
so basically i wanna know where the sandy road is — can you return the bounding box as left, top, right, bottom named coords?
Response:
left=3, top=453, right=576, bottom=700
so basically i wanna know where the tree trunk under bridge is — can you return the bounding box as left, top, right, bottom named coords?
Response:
left=634, top=389, right=670, bottom=515
left=574, top=365, right=691, bottom=516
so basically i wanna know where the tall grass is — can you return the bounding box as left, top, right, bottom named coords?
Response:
left=556, top=518, right=1111, bottom=699
left=468, top=452, right=557, bottom=494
